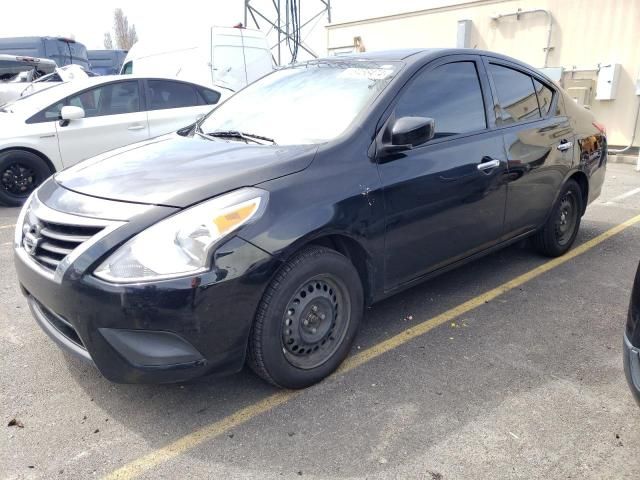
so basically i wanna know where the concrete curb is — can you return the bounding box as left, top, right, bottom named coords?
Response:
left=608, top=154, right=639, bottom=168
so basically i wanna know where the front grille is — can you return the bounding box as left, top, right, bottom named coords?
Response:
left=22, top=214, right=104, bottom=272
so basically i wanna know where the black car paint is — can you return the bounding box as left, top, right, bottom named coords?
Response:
left=56, top=134, right=318, bottom=207
left=624, top=263, right=640, bottom=405
left=15, top=49, right=607, bottom=383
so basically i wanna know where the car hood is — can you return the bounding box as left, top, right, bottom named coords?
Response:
left=55, top=134, right=318, bottom=208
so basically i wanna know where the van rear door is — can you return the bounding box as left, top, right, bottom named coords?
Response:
left=211, top=27, right=273, bottom=91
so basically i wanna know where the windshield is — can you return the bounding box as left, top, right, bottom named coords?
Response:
left=0, top=81, right=69, bottom=113
left=198, top=61, right=400, bottom=145
left=91, top=66, right=118, bottom=76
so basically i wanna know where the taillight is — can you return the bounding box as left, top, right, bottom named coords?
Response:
left=593, top=122, right=606, bottom=135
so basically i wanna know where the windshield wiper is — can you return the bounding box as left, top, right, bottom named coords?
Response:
left=193, top=130, right=214, bottom=141
left=207, top=130, right=276, bottom=145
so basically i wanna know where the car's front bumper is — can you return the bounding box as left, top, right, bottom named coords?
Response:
left=623, top=333, right=640, bottom=406
left=15, top=235, right=280, bottom=384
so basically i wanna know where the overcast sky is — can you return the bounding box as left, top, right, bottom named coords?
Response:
left=3, top=0, right=470, bottom=58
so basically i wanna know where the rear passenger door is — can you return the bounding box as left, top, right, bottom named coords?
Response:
left=144, top=80, right=221, bottom=137
left=484, top=58, right=574, bottom=237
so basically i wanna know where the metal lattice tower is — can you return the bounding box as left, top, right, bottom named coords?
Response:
left=244, top=0, right=331, bottom=65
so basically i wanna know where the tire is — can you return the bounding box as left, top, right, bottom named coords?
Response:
left=248, top=245, right=364, bottom=389
left=0, top=150, right=53, bottom=207
left=533, top=179, right=583, bottom=257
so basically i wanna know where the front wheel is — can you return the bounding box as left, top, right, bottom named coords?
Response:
left=0, top=150, right=53, bottom=206
left=533, top=179, right=583, bottom=257
left=247, top=246, right=364, bottom=389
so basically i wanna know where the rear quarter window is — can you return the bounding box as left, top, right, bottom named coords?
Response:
left=533, top=79, right=554, bottom=116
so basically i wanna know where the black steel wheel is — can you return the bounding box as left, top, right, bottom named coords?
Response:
left=554, top=190, right=579, bottom=246
left=533, top=179, right=583, bottom=257
left=248, top=246, right=363, bottom=389
left=0, top=150, right=53, bottom=206
left=281, top=275, right=350, bottom=370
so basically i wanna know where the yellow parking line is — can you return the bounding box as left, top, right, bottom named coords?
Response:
left=1, top=242, right=12, bottom=248
left=104, top=213, right=640, bottom=480
left=0, top=224, right=16, bottom=230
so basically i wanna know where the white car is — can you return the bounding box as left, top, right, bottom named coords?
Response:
left=0, top=54, right=57, bottom=105
left=0, top=75, right=225, bottom=205
left=1, top=65, right=96, bottom=106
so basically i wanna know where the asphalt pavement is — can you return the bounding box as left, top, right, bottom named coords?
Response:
left=2, top=163, right=640, bottom=479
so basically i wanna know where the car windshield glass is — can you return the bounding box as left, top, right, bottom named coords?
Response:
left=91, top=66, right=117, bottom=76
left=0, top=82, right=69, bottom=112
left=199, top=61, right=401, bottom=145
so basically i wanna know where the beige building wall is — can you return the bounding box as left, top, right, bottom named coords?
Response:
left=326, top=0, right=640, bottom=148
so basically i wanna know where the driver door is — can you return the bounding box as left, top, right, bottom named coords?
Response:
left=377, top=56, right=508, bottom=290
left=54, top=80, right=149, bottom=167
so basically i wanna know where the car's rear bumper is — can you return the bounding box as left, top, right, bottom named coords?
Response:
left=623, top=333, right=640, bottom=406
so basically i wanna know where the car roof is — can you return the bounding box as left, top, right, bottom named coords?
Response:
left=4, top=75, right=217, bottom=116
left=78, top=74, right=212, bottom=86
left=331, top=48, right=438, bottom=61
left=317, top=48, right=540, bottom=72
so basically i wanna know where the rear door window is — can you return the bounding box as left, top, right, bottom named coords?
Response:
left=147, top=80, right=201, bottom=110
left=488, top=64, right=541, bottom=125
left=394, top=61, right=487, bottom=139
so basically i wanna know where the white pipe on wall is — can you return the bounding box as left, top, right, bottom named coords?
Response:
left=609, top=99, right=640, bottom=155
left=491, top=8, right=554, bottom=67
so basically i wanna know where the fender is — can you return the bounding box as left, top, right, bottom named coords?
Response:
left=0, top=146, right=56, bottom=174
left=541, top=167, right=590, bottom=227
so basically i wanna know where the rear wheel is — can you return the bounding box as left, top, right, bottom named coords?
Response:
left=247, top=246, right=363, bottom=389
left=533, top=179, right=583, bottom=257
left=0, top=150, right=53, bottom=206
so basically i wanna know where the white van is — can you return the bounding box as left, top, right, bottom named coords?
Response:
left=120, top=27, right=273, bottom=93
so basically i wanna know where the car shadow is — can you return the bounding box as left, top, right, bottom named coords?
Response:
left=60, top=218, right=633, bottom=477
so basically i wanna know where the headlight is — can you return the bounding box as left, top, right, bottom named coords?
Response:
left=94, top=188, right=268, bottom=283
left=14, top=190, right=37, bottom=248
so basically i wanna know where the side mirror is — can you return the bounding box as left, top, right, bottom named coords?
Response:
left=59, top=105, right=85, bottom=126
left=383, top=116, right=435, bottom=154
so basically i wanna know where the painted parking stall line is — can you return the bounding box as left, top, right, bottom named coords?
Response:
left=0, top=224, right=16, bottom=230
left=101, top=213, right=640, bottom=480
left=603, top=186, right=640, bottom=205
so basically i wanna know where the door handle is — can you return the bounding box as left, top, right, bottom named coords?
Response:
left=477, top=158, right=501, bottom=171
left=557, top=140, right=573, bottom=152
left=128, top=124, right=146, bottom=131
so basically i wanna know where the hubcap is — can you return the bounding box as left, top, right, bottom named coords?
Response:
left=1, top=163, right=37, bottom=197
left=554, top=190, right=578, bottom=246
left=281, top=276, right=350, bottom=370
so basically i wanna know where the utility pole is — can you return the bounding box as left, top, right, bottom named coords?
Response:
left=244, top=0, right=332, bottom=65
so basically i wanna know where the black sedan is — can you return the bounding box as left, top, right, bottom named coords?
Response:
left=14, top=49, right=607, bottom=388
left=624, top=263, right=640, bottom=405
